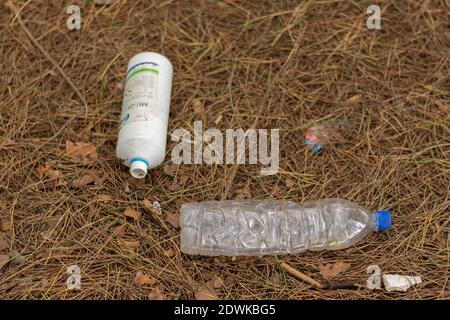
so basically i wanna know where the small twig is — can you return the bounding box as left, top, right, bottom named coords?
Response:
left=280, top=262, right=324, bottom=289
left=325, top=280, right=358, bottom=290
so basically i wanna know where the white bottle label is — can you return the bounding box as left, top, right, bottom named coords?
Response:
left=121, top=62, right=159, bottom=124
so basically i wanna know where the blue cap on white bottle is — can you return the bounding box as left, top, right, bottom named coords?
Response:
left=130, top=157, right=149, bottom=179
left=375, top=210, right=392, bottom=232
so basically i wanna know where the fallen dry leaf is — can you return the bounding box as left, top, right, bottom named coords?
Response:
left=163, top=163, right=177, bottom=176
left=96, top=194, right=112, bottom=203
left=66, top=141, right=97, bottom=164
left=113, top=225, right=126, bottom=237
left=0, top=201, right=6, bottom=210
left=165, top=247, right=176, bottom=258
left=195, top=285, right=218, bottom=300
left=123, top=208, right=141, bottom=220
left=36, top=165, right=50, bottom=178
left=47, top=169, right=62, bottom=180
left=118, top=239, right=139, bottom=252
left=167, top=181, right=180, bottom=192
left=150, top=287, right=165, bottom=300
left=36, top=165, right=62, bottom=180
left=178, top=175, right=190, bottom=186
left=223, top=275, right=236, bottom=288
left=320, top=262, right=351, bottom=280
left=72, top=174, right=95, bottom=188
left=234, top=185, right=251, bottom=199
left=211, top=276, right=224, bottom=289
left=166, top=213, right=180, bottom=228
left=134, top=271, right=155, bottom=286
left=72, top=172, right=100, bottom=188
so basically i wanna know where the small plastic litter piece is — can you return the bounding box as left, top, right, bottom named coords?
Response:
left=152, top=201, right=161, bottom=214
left=382, top=274, right=422, bottom=292
left=304, top=120, right=351, bottom=153
left=304, top=126, right=327, bottom=153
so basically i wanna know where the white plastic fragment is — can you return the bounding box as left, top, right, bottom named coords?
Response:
left=152, top=201, right=161, bottom=214
left=382, top=274, right=422, bottom=292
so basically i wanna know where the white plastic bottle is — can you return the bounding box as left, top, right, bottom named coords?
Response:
left=116, top=52, right=173, bottom=178
left=180, top=198, right=391, bottom=256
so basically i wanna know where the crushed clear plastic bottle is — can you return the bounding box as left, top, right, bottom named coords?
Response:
left=180, top=198, right=391, bottom=256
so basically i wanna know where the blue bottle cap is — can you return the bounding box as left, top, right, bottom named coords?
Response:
left=375, top=210, right=391, bottom=232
